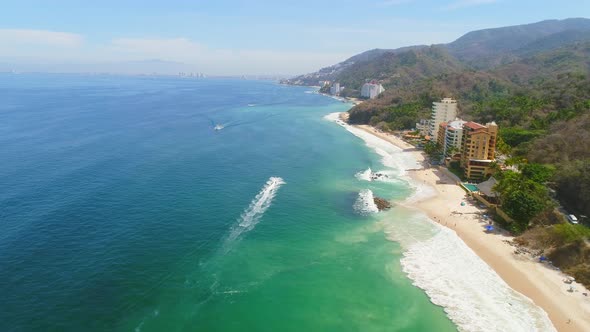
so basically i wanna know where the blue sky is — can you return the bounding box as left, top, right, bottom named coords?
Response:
left=1, top=0, right=589, bottom=75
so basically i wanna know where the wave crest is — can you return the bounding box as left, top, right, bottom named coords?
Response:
left=353, top=189, right=379, bottom=215
left=400, top=224, right=556, bottom=332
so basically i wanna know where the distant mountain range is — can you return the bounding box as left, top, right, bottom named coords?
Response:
left=0, top=59, right=200, bottom=75
left=284, top=18, right=590, bottom=91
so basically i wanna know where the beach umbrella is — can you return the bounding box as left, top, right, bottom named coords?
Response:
left=485, top=225, right=494, bottom=232
left=539, top=255, right=547, bottom=262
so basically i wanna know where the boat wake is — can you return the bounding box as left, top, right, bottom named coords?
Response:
left=222, top=177, right=285, bottom=251
left=353, top=189, right=379, bottom=215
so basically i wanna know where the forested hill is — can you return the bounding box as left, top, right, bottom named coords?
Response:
left=284, top=18, right=590, bottom=96
left=445, top=17, right=590, bottom=69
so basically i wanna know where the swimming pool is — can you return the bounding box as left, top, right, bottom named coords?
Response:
left=462, top=183, right=479, bottom=192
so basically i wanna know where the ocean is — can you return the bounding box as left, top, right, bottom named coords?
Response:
left=0, top=74, right=552, bottom=332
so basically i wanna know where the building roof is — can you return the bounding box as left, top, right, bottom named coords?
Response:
left=463, top=121, right=486, bottom=130
left=477, top=177, right=498, bottom=197
left=448, top=119, right=466, bottom=130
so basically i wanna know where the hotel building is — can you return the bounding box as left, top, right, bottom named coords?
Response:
left=437, top=119, right=467, bottom=157
left=360, top=82, right=385, bottom=99
left=429, top=98, right=458, bottom=139
left=460, top=121, right=498, bottom=180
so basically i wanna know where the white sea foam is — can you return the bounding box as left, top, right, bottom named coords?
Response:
left=325, top=112, right=556, bottom=331
left=398, top=219, right=556, bottom=332
left=223, top=177, right=285, bottom=250
left=355, top=167, right=402, bottom=185
left=355, top=167, right=373, bottom=181
left=324, top=113, right=421, bottom=177
left=353, top=189, right=379, bottom=215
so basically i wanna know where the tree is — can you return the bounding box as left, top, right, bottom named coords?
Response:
left=554, top=159, right=590, bottom=216
left=494, top=170, right=553, bottom=231
left=521, top=163, right=555, bottom=183
left=502, top=190, right=546, bottom=231
left=423, top=141, right=443, bottom=160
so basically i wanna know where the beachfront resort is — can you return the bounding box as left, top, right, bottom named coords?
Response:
left=344, top=94, right=590, bottom=330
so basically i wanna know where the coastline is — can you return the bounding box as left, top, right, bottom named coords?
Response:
left=346, top=115, right=590, bottom=332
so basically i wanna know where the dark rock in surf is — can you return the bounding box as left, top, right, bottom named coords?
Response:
left=373, top=197, right=391, bottom=211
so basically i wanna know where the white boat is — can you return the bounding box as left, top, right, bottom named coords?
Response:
left=214, top=124, right=224, bottom=131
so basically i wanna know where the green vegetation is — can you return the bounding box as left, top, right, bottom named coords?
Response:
left=423, top=141, right=443, bottom=160
left=448, top=161, right=465, bottom=180
left=521, top=163, right=555, bottom=183
left=494, top=170, right=554, bottom=232
left=552, top=223, right=590, bottom=244
left=498, top=128, right=545, bottom=148
left=370, top=102, right=428, bottom=130
left=554, top=159, right=590, bottom=216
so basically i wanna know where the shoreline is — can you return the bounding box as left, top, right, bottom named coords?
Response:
left=347, top=116, right=590, bottom=332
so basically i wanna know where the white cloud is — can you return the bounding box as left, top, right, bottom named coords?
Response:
left=102, top=37, right=347, bottom=75
left=0, top=29, right=83, bottom=47
left=443, top=0, right=498, bottom=10
left=0, top=33, right=349, bottom=75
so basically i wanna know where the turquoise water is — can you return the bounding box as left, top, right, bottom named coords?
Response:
left=463, top=183, right=479, bottom=192
left=0, top=74, right=456, bottom=331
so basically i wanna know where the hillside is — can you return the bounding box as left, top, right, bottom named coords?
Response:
left=445, top=18, right=590, bottom=69
left=285, top=45, right=427, bottom=87
left=335, top=46, right=465, bottom=97
left=284, top=18, right=590, bottom=93
left=492, top=42, right=590, bottom=85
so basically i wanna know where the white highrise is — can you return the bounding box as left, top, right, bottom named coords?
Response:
left=360, top=83, right=385, bottom=99
left=441, top=119, right=467, bottom=156
left=429, top=98, right=458, bottom=139
left=330, top=83, right=342, bottom=96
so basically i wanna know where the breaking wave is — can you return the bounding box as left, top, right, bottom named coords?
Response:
left=222, top=177, right=285, bottom=250
left=399, top=220, right=556, bottom=332
left=353, top=189, right=379, bottom=215
left=355, top=167, right=400, bottom=184
left=355, top=168, right=373, bottom=181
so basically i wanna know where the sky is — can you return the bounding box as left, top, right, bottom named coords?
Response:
left=1, top=0, right=589, bottom=75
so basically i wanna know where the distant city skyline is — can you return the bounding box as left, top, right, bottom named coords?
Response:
left=1, top=0, right=589, bottom=75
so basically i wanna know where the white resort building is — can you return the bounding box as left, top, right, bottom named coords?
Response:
left=360, top=82, right=385, bottom=99
left=415, top=119, right=430, bottom=136
left=429, top=98, right=458, bottom=139
left=330, top=83, right=344, bottom=96
left=437, top=118, right=467, bottom=156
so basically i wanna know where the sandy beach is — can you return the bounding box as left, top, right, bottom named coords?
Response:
left=345, top=116, right=590, bottom=332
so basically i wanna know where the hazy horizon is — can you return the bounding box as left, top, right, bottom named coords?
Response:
left=1, top=1, right=589, bottom=75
